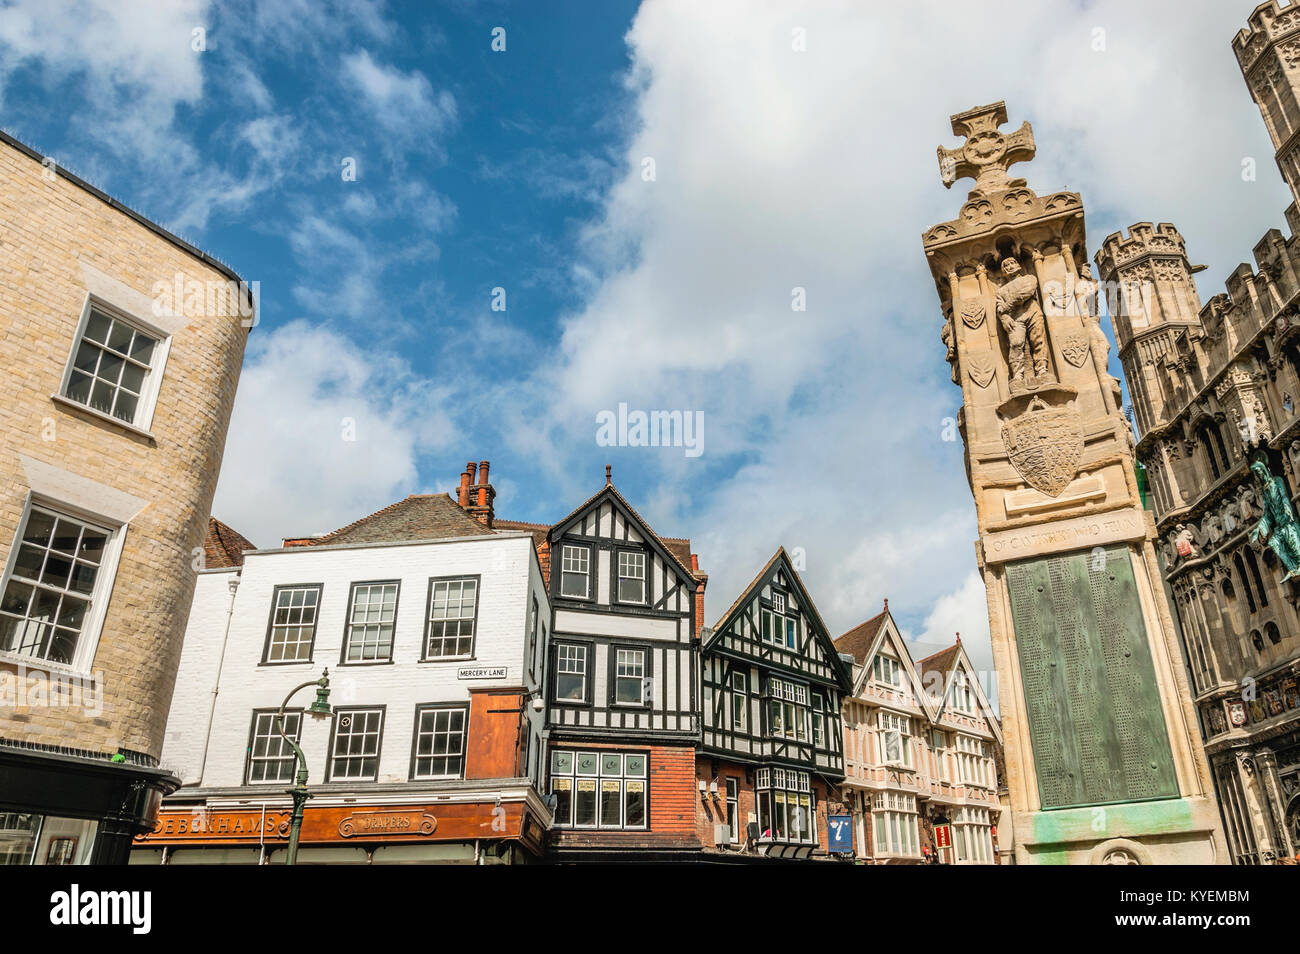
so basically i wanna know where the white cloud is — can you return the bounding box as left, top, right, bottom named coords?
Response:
left=210, top=321, right=458, bottom=546
left=341, top=49, right=456, bottom=143
left=511, top=0, right=1291, bottom=678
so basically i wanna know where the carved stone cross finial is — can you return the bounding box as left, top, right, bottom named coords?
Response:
left=936, top=101, right=1036, bottom=194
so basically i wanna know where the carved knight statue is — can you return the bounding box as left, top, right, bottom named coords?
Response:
left=995, top=256, right=1050, bottom=387
left=1248, top=459, right=1300, bottom=582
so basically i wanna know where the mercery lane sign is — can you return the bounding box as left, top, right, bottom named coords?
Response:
left=458, top=665, right=507, bottom=679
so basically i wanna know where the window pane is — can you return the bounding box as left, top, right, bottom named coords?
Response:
left=574, top=781, right=597, bottom=826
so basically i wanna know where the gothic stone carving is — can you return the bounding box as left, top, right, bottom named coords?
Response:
left=968, top=354, right=995, bottom=388
left=996, top=257, right=1051, bottom=388
left=1060, top=333, right=1090, bottom=367
left=1000, top=393, right=1082, bottom=497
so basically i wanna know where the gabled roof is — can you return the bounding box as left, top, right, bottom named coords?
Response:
left=290, top=493, right=495, bottom=547
left=548, top=481, right=700, bottom=584
left=203, top=517, right=256, bottom=569
left=920, top=640, right=1003, bottom=745
left=836, top=606, right=936, bottom=720
left=707, top=547, right=853, bottom=692
left=833, top=609, right=888, bottom=667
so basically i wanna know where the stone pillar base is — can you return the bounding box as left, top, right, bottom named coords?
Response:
left=1011, top=796, right=1226, bottom=865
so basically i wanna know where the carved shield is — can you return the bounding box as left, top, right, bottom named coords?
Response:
left=967, top=355, right=995, bottom=388
left=959, top=299, right=985, bottom=329
left=1061, top=333, right=1090, bottom=367
left=1000, top=401, right=1083, bottom=497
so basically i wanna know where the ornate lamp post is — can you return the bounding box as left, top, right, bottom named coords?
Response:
left=274, top=668, right=333, bottom=865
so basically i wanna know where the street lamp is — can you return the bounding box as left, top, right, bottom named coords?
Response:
left=275, top=668, right=333, bottom=865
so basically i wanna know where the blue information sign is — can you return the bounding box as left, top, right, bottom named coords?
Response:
left=827, top=814, right=853, bottom=853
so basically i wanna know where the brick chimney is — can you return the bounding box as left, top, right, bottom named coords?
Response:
left=459, top=462, right=477, bottom=507
left=465, top=459, right=495, bottom=529
left=691, top=552, right=707, bottom=639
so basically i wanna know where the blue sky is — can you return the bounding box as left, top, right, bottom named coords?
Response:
left=1, top=0, right=1294, bottom=681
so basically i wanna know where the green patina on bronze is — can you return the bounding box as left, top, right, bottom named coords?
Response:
left=1029, top=798, right=1194, bottom=845
left=1249, top=459, right=1300, bottom=581
left=1006, top=545, right=1178, bottom=810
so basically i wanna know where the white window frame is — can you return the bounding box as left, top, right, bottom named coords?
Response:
left=411, top=704, right=468, bottom=780
left=614, top=648, right=646, bottom=705
left=55, top=296, right=174, bottom=435
left=560, top=544, right=590, bottom=599
left=731, top=670, right=747, bottom=731
left=616, top=550, right=646, bottom=604
left=871, top=792, right=919, bottom=856
left=877, top=710, right=912, bottom=768
left=0, top=493, right=127, bottom=675
left=873, top=654, right=902, bottom=688
left=554, top=642, right=589, bottom=703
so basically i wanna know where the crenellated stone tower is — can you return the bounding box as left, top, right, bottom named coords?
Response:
left=1235, top=1, right=1300, bottom=211
left=922, top=102, right=1226, bottom=864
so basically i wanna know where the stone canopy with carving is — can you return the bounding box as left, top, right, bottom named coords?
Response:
left=924, top=100, right=1081, bottom=251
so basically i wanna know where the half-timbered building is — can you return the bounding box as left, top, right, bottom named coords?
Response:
left=695, top=548, right=852, bottom=860
left=836, top=602, right=1003, bottom=864
left=539, top=475, right=706, bottom=861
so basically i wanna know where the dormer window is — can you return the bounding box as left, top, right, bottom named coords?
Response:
left=873, top=654, right=902, bottom=688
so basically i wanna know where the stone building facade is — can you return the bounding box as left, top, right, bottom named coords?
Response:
left=0, top=131, right=250, bottom=864
left=921, top=99, right=1225, bottom=864
left=1090, top=0, right=1300, bottom=865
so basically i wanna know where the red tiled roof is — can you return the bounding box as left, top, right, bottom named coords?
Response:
left=833, top=609, right=888, bottom=665
left=916, top=643, right=961, bottom=685
left=203, top=517, right=256, bottom=569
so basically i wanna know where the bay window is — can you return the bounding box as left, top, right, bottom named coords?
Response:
left=767, top=677, right=809, bottom=741
left=956, top=734, right=988, bottom=787
left=953, top=806, right=993, bottom=863
left=878, top=710, right=912, bottom=767
left=755, top=767, right=817, bottom=844
left=549, top=750, right=647, bottom=830
left=871, top=792, right=919, bottom=856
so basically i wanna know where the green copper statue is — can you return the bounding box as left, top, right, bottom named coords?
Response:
left=1249, top=460, right=1300, bottom=582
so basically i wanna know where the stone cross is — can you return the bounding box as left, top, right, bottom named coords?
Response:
left=936, top=101, right=1036, bottom=194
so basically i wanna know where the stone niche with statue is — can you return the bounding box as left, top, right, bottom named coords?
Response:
left=922, top=101, right=1226, bottom=865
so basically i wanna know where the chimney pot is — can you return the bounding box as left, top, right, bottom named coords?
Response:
left=478, top=460, right=490, bottom=485
left=458, top=469, right=471, bottom=507
left=690, top=553, right=700, bottom=573
left=466, top=462, right=478, bottom=485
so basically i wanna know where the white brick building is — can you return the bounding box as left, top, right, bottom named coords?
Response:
left=133, top=491, right=553, bottom=864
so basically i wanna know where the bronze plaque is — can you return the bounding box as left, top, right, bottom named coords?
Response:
left=1006, top=546, right=1178, bottom=809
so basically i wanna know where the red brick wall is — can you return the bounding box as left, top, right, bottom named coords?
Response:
left=694, top=758, right=839, bottom=852
left=548, top=741, right=700, bottom=851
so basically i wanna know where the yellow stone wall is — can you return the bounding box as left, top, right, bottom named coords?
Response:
left=0, top=139, right=249, bottom=760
